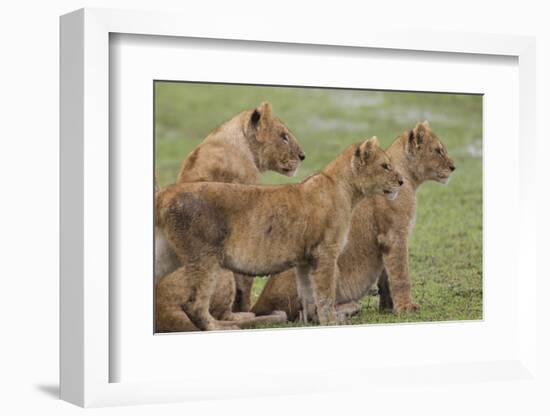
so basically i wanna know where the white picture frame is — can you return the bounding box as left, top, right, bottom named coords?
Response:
left=60, top=7, right=537, bottom=408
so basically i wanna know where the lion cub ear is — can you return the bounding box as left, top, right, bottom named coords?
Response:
left=356, top=136, right=379, bottom=163
left=408, top=122, right=427, bottom=151
left=250, top=101, right=273, bottom=127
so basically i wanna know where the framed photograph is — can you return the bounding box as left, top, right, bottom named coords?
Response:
left=152, top=81, right=480, bottom=333
left=60, top=8, right=537, bottom=407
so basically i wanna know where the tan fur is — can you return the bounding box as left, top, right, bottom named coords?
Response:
left=155, top=102, right=304, bottom=331
left=176, top=101, right=305, bottom=184
left=156, top=268, right=287, bottom=332
left=156, top=138, right=403, bottom=330
left=252, top=121, right=456, bottom=320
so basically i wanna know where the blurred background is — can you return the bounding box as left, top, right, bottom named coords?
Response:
left=155, top=82, right=482, bottom=325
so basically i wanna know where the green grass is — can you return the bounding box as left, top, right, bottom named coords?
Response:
left=155, top=81, right=483, bottom=327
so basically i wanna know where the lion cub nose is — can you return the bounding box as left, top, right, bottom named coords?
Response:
left=450, top=165, right=456, bottom=172
left=299, top=152, right=306, bottom=161
left=398, top=179, right=404, bottom=186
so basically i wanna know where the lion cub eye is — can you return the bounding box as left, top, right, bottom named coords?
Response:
left=381, top=163, right=391, bottom=171
left=281, top=133, right=289, bottom=143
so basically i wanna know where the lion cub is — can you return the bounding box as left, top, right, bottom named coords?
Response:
left=155, top=101, right=304, bottom=281
left=155, top=102, right=304, bottom=330
left=177, top=101, right=305, bottom=184
left=156, top=137, right=403, bottom=330
left=252, top=121, right=455, bottom=320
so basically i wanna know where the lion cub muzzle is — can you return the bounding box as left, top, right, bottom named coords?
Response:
left=383, top=172, right=404, bottom=201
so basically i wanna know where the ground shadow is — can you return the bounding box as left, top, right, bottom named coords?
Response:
left=35, top=383, right=59, bottom=399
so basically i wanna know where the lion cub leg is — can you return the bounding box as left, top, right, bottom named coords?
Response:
left=224, top=311, right=256, bottom=320
left=232, top=273, right=254, bottom=312
left=155, top=268, right=198, bottom=333
left=296, top=265, right=316, bottom=324
left=176, top=262, right=240, bottom=331
left=228, top=311, right=288, bottom=329
left=380, top=238, right=419, bottom=314
left=308, top=253, right=338, bottom=326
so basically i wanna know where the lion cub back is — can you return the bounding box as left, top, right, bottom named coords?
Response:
left=161, top=191, right=229, bottom=259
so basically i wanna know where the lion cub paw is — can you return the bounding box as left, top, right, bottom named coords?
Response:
left=208, top=320, right=241, bottom=331
left=226, top=312, right=256, bottom=321
left=271, top=310, right=288, bottom=320
left=393, top=302, right=420, bottom=314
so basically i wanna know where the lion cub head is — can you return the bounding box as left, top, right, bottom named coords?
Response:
left=352, top=137, right=404, bottom=200
left=246, top=101, right=305, bottom=177
left=407, top=121, right=456, bottom=184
